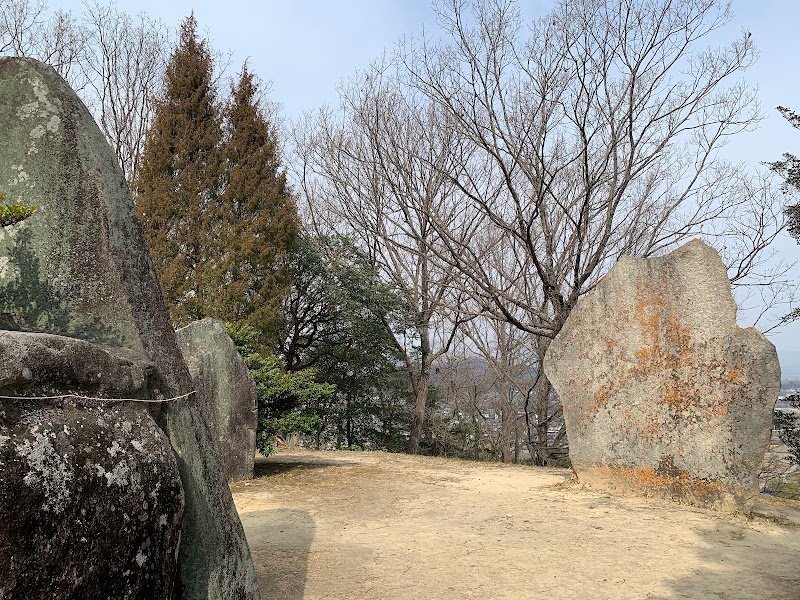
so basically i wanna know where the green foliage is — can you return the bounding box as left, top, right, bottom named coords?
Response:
left=769, top=106, right=800, bottom=324
left=765, top=474, right=800, bottom=500
left=774, top=395, right=800, bottom=467
left=789, top=202, right=800, bottom=242
left=227, top=322, right=335, bottom=456
left=768, top=106, right=800, bottom=242
left=211, top=64, right=299, bottom=346
left=279, top=234, right=413, bottom=450
left=230, top=235, right=413, bottom=454
left=0, top=194, right=36, bottom=227
left=769, top=107, right=800, bottom=200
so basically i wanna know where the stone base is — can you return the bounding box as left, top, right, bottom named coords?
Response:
left=576, top=465, right=758, bottom=513
left=0, top=398, right=184, bottom=599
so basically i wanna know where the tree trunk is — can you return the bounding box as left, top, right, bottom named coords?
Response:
left=406, top=380, right=429, bottom=454
left=406, top=322, right=431, bottom=454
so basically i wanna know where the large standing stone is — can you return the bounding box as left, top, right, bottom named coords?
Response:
left=0, top=57, right=260, bottom=598
left=543, top=240, right=780, bottom=512
left=177, top=319, right=257, bottom=483
left=0, top=331, right=183, bottom=599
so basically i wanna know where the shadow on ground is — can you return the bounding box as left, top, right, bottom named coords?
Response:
left=253, top=454, right=357, bottom=478
left=654, top=499, right=800, bottom=600
left=241, top=508, right=315, bottom=600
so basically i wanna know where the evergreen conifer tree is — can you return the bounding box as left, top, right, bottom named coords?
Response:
left=134, top=14, right=222, bottom=325
left=214, top=64, right=299, bottom=345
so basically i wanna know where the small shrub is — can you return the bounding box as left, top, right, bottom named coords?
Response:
left=774, top=395, right=800, bottom=466
left=0, top=193, right=37, bottom=227
left=226, top=321, right=336, bottom=457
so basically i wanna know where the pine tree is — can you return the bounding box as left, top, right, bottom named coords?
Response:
left=213, top=64, right=299, bottom=345
left=134, top=14, right=222, bottom=326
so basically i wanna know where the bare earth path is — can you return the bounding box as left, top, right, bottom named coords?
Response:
left=230, top=450, right=800, bottom=600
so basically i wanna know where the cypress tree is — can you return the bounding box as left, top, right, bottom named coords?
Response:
left=134, top=14, right=222, bottom=326
left=214, top=64, right=299, bottom=346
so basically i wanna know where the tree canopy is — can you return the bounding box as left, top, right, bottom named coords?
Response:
left=134, top=17, right=298, bottom=343
left=211, top=64, right=299, bottom=344
left=769, top=106, right=800, bottom=324
left=134, top=15, right=222, bottom=326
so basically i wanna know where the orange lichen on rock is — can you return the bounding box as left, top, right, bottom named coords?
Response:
left=629, top=282, right=743, bottom=422
left=629, top=415, right=662, bottom=440
left=590, top=383, right=614, bottom=414
left=588, top=465, right=722, bottom=501
left=543, top=241, right=782, bottom=515
left=660, top=383, right=698, bottom=413
left=633, top=283, right=693, bottom=376
left=722, top=369, right=741, bottom=383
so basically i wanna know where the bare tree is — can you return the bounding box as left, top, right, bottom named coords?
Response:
left=80, top=2, right=172, bottom=183
left=0, top=0, right=89, bottom=90
left=460, top=315, right=564, bottom=464
left=296, top=62, right=473, bottom=454
left=387, top=0, right=789, bottom=460
left=0, top=0, right=173, bottom=185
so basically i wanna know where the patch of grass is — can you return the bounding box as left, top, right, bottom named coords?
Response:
left=764, top=475, right=800, bottom=501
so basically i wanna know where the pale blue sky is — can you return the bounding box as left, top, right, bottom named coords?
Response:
left=55, top=0, right=800, bottom=373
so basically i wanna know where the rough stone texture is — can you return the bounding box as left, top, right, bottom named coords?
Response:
left=0, top=58, right=260, bottom=598
left=177, top=319, right=257, bottom=483
left=543, top=240, right=781, bottom=512
left=0, top=331, right=183, bottom=599
left=0, top=330, right=165, bottom=397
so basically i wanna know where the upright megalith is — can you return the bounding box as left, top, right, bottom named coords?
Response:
left=544, top=240, right=780, bottom=512
left=0, top=57, right=260, bottom=598
left=0, top=331, right=184, bottom=599
left=177, top=319, right=257, bottom=482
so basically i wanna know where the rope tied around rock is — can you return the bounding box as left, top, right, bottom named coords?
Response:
left=0, top=390, right=197, bottom=403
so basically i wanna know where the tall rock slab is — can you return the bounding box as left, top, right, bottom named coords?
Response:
left=544, top=240, right=780, bottom=512
left=0, top=57, right=260, bottom=598
left=0, top=331, right=184, bottom=599
left=177, top=319, right=257, bottom=483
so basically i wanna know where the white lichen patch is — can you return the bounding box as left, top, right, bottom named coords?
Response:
left=131, top=440, right=144, bottom=453
left=46, top=114, right=61, bottom=132
left=0, top=433, right=10, bottom=464
left=103, top=459, right=134, bottom=488
left=149, top=481, right=161, bottom=499
left=107, top=440, right=121, bottom=457
left=30, top=124, right=46, bottom=139
left=10, top=170, right=29, bottom=185
left=0, top=219, right=27, bottom=246
left=0, top=256, right=10, bottom=280
left=15, top=432, right=73, bottom=513
left=135, top=550, right=148, bottom=566
left=8, top=164, right=29, bottom=186
left=17, top=76, right=60, bottom=122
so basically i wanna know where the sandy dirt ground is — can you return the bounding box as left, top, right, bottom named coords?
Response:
left=230, top=450, right=800, bottom=600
